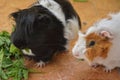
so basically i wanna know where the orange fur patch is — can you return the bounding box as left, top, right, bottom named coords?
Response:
left=85, top=33, right=112, bottom=61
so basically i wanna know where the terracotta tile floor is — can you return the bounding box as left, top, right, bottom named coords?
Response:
left=0, top=0, right=120, bottom=80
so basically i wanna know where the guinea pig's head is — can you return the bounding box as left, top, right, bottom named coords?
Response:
left=72, top=30, right=113, bottom=65
left=11, top=5, right=65, bottom=49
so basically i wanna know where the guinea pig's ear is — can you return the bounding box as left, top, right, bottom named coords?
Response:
left=99, top=31, right=113, bottom=39
left=11, top=11, right=20, bottom=19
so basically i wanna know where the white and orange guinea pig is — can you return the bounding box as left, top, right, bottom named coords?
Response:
left=72, top=12, right=120, bottom=72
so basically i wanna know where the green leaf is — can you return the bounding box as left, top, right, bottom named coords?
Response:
left=0, top=48, right=4, bottom=67
left=10, top=44, right=19, bottom=53
left=0, top=38, right=4, bottom=46
left=78, top=59, right=84, bottom=61
left=0, top=31, right=10, bottom=37
left=2, top=58, right=13, bottom=68
left=29, top=69, right=46, bottom=74
left=0, top=31, right=29, bottom=80
left=17, top=69, right=23, bottom=80
left=0, top=69, right=8, bottom=80
left=74, top=0, right=88, bottom=2
left=24, top=48, right=30, bottom=53
left=23, top=69, right=29, bottom=80
left=5, top=38, right=11, bottom=46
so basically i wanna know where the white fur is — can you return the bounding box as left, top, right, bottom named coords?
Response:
left=65, top=17, right=80, bottom=49
left=36, top=60, right=46, bottom=67
left=72, top=31, right=86, bottom=59
left=37, top=0, right=66, bottom=26
left=64, top=17, right=80, bottom=40
left=35, top=0, right=80, bottom=49
left=22, top=49, right=35, bottom=56
left=72, top=12, right=120, bottom=71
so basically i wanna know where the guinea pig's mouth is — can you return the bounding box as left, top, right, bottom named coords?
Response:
left=73, top=49, right=87, bottom=60
left=22, top=48, right=35, bottom=56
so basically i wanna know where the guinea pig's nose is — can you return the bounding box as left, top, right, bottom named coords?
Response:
left=74, top=53, right=80, bottom=57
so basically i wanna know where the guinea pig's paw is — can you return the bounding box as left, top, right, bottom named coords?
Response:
left=103, top=67, right=112, bottom=73
left=35, top=60, right=46, bottom=68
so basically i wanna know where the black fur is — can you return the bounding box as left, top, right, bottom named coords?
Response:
left=11, top=0, right=81, bottom=63
left=53, top=0, right=81, bottom=27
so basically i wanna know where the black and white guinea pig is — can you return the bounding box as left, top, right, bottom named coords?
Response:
left=11, top=0, right=81, bottom=67
left=72, top=12, right=120, bottom=72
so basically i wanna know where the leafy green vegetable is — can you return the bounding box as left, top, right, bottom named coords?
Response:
left=24, top=48, right=30, bottom=53
left=0, top=48, right=4, bottom=66
left=10, top=44, right=19, bottom=53
left=74, top=0, right=88, bottom=2
left=0, top=31, right=29, bottom=80
left=78, top=59, right=84, bottom=61
left=0, top=69, right=8, bottom=80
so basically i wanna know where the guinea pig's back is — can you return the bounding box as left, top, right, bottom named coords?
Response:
left=94, top=12, right=120, bottom=38
left=99, top=12, right=120, bottom=60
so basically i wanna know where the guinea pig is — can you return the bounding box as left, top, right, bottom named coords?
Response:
left=11, top=0, right=81, bottom=67
left=72, top=12, right=120, bottom=72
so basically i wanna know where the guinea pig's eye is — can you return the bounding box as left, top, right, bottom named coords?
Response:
left=88, top=40, right=96, bottom=47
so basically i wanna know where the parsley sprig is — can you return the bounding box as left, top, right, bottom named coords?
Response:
left=0, top=31, right=28, bottom=80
